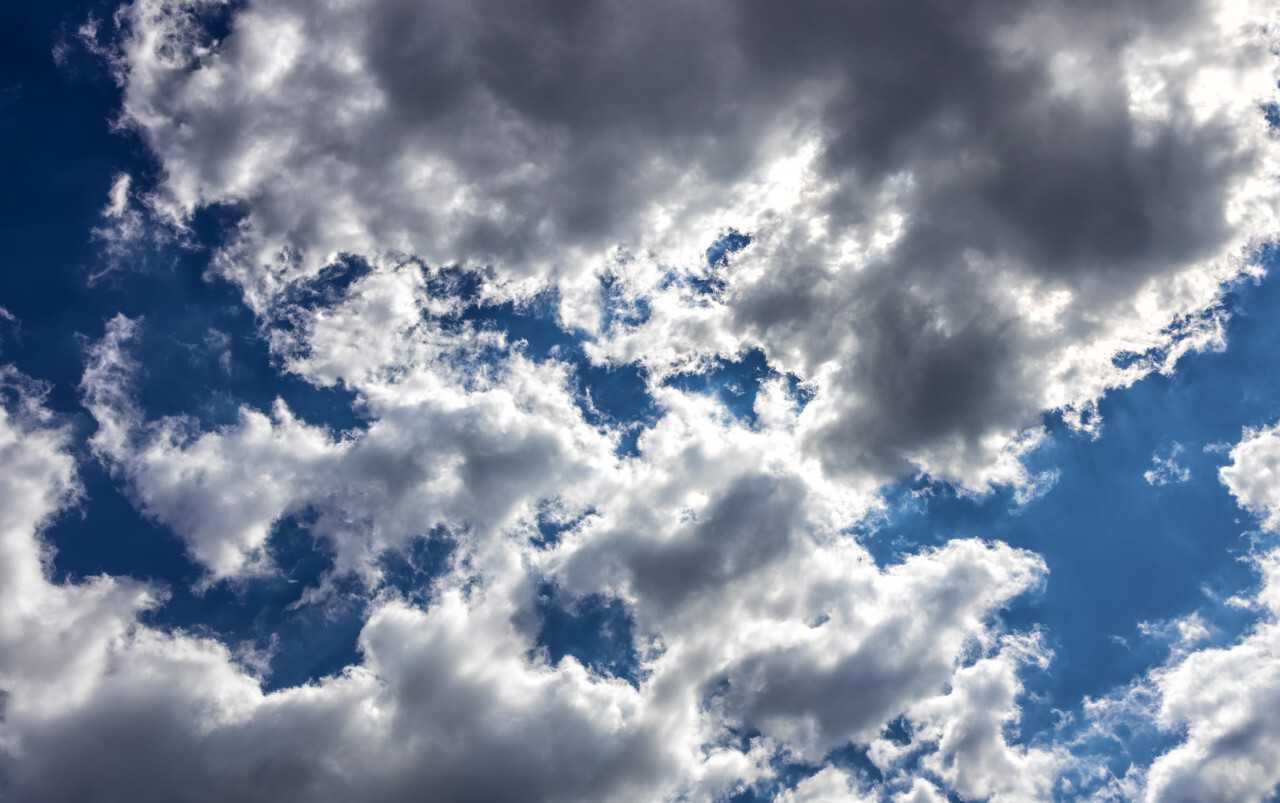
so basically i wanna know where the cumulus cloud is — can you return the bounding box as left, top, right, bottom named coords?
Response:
left=2, top=358, right=1054, bottom=801
left=2, top=362, right=660, bottom=801
left=1221, top=422, right=1280, bottom=532
left=1109, top=421, right=1280, bottom=802
left=869, top=633, right=1063, bottom=802
left=774, top=766, right=875, bottom=803
left=1141, top=550, right=1280, bottom=803
left=100, top=0, right=1280, bottom=494
left=80, top=285, right=618, bottom=584
left=9, top=0, right=1280, bottom=799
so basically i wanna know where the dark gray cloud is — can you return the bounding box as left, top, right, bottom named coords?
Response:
left=558, top=472, right=808, bottom=619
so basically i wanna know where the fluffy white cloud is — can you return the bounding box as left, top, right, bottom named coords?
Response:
left=892, top=779, right=951, bottom=803
left=98, top=0, right=1280, bottom=495
left=2, top=358, right=1057, bottom=801
left=871, top=634, right=1064, bottom=802
left=0, top=368, right=159, bottom=718
left=1142, top=551, right=1280, bottom=802
left=79, top=269, right=619, bottom=584
left=1221, top=422, right=1280, bottom=532
left=0, top=366, right=668, bottom=801
left=1126, top=422, right=1280, bottom=802
left=82, top=314, right=347, bottom=582
left=774, top=766, right=875, bottom=803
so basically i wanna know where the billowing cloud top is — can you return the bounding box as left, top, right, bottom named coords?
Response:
left=106, top=0, right=1280, bottom=491
left=2, top=0, right=1280, bottom=799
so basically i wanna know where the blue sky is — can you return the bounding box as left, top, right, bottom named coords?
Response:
left=3, top=1, right=1280, bottom=801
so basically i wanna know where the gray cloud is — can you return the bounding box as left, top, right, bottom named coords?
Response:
left=4, top=345, right=1056, bottom=801
left=106, top=0, right=1279, bottom=493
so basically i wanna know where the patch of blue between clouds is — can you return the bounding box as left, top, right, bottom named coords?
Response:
left=662, top=347, right=815, bottom=427
left=147, top=515, right=369, bottom=693
left=706, top=228, right=753, bottom=269
left=1264, top=102, right=1280, bottom=130
left=377, top=528, right=457, bottom=606
left=692, top=227, right=752, bottom=299
left=532, top=503, right=596, bottom=550
left=532, top=582, right=640, bottom=686
left=653, top=226, right=750, bottom=303
left=598, top=271, right=653, bottom=330
left=458, top=289, right=660, bottom=457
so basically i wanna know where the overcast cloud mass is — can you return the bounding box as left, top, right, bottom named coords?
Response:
left=2, top=0, right=1280, bottom=799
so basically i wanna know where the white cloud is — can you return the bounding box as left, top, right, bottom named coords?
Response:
left=0, top=344, right=1055, bottom=801
left=1142, top=550, right=1280, bottom=803
left=774, top=767, right=875, bottom=803
left=1221, top=422, right=1280, bottom=532
left=892, top=779, right=951, bottom=803
left=1100, top=420, right=1280, bottom=802
left=0, top=367, right=670, bottom=801
left=1145, top=442, right=1192, bottom=486
left=88, top=172, right=161, bottom=282
left=82, top=314, right=346, bottom=583
left=1136, top=612, right=1211, bottom=651
left=869, top=633, right=1065, bottom=802
left=80, top=292, right=619, bottom=584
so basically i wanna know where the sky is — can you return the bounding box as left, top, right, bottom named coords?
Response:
left=2, top=1, right=1280, bottom=801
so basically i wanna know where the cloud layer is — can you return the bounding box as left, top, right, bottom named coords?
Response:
left=2, top=354, right=1054, bottom=800
left=104, top=0, right=1280, bottom=492
left=2, top=0, right=1279, bottom=800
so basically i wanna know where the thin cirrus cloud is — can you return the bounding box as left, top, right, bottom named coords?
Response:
left=0, top=0, right=1278, bottom=800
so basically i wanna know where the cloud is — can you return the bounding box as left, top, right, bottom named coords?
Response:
left=1101, top=420, right=1280, bottom=802
left=100, top=0, right=1280, bottom=496
left=701, top=540, right=1046, bottom=761
left=87, top=172, right=167, bottom=282
left=1, top=364, right=667, bottom=801
left=0, top=306, right=19, bottom=351
left=870, top=633, right=1064, bottom=802
left=3, top=358, right=1054, bottom=801
left=1221, top=422, right=1280, bottom=532
left=1142, top=550, right=1280, bottom=803
left=774, top=766, right=875, bottom=803
left=10, top=0, right=1280, bottom=799
left=1144, top=442, right=1192, bottom=486
left=80, top=289, right=618, bottom=584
